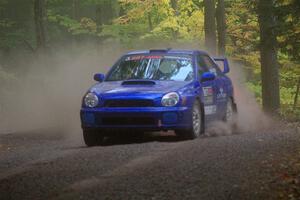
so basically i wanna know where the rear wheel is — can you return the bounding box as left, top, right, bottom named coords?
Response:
left=83, top=130, right=105, bottom=147
left=224, top=98, right=238, bottom=131
left=176, top=101, right=204, bottom=139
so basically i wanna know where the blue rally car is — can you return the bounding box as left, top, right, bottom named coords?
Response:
left=80, top=49, right=237, bottom=146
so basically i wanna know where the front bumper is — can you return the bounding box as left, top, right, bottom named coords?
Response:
left=80, top=106, right=192, bottom=131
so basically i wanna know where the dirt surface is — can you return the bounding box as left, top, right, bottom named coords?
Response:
left=0, top=125, right=300, bottom=200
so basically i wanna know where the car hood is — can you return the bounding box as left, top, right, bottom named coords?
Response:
left=89, top=80, right=190, bottom=98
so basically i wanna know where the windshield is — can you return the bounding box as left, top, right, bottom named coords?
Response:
left=106, top=55, right=194, bottom=82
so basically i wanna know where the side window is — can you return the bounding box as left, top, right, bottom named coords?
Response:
left=198, top=55, right=222, bottom=76
left=197, top=55, right=208, bottom=78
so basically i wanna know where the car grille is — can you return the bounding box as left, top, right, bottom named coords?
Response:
left=101, top=117, right=156, bottom=126
left=103, top=99, right=154, bottom=107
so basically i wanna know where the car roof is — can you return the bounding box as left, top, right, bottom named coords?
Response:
left=126, top=49, right=209, bottom=56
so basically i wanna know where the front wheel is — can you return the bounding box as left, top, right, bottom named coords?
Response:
left=176, top=101, right=204, bottom=139
left=83, top=130, right=105, bottom=147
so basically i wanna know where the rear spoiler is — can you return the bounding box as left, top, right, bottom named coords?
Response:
left=213, top=57, right=230, bottom=74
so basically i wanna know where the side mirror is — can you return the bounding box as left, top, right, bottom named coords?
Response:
left=94, top=73, right=105, bottom=82
left=213, top=57, right=230, bottom=74
left=201, top=72, right=216, bottom=82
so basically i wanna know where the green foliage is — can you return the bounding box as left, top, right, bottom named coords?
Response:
left=100, top=23, right=147, bottom=45
left=276, top=0, right=300, bottom=61
left=246, top=81, right=262, bottom=103
left=101, top=0, right=206, bottom=44
left=48, top=11, right=98, bottom=36
left=0, top=67, right=17, bottom=88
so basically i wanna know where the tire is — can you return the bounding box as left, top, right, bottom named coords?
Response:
left=224, top=98, right=238, bottom=132
left=83, top=130, right=104, bottom=147
left=176, top=100, right=204, bottom=139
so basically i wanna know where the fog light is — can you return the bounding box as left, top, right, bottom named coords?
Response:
left=82, top=113, right=95, bottom=124
left=162, top=112, right=178, bottom=124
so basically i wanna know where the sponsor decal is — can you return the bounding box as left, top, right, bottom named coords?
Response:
left=203, top=87, right=214, bottom=104
left=126, top=55, right=191, bottom=61
left=204, top=105, right=217, bottom=115
left=204, top=96, right=214, bottom=104
left=144, top=55, right=162, bottom=59
left=164, top=56, right=192, bottom=60
left=217, top=87, right=227, bottom=99
left=203, top=87, right=213, bottom=96
left=126, top=55, right=162, bottom=61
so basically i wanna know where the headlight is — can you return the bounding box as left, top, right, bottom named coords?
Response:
left=84, top=92, right=99, bottom=108
left=161, top=92, right=180, bottom=107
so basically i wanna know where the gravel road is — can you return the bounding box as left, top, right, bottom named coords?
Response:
left=0, top=125, right=299, bottom=200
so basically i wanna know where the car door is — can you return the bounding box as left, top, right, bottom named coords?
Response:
left=196, top=54, right=218, bottom=119
left=197, top=54, right=227, bottom=119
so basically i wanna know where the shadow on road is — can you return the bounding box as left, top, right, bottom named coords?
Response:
left=82, top=131, right=240, bottom=147
left=101, top=132, right=182, bottom=146
left=62, top=132, right=184, bottom=150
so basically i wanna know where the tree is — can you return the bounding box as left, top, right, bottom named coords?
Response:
left=216, top=0, right=226, bottom=55
left=34, top=0, right=46, bottom=50
left=275, top=0, right=300, bottom=61
left=258, top=0, right=280, bottom=114
left=71, top=0, right=79, bottom=20
left=169, top=0, right=179, bottom=39
left=170, top=0, right=178, bottom=16
left=95, top=0, right=118, bottom=26
left=204, top=0, right=217, bottom=54
left=147, top=12, right=153, bottom=31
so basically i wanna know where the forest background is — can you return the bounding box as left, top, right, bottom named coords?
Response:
left=0, top=0, right=299, bottom=123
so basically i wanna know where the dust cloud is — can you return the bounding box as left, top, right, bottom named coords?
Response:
left=206, top=61, right=272, bottom=136
left=229, top=62, right=272, bottom=131
left=0, top=42, right=124, bottom=139
left=0, top=43, right=272, bottom=141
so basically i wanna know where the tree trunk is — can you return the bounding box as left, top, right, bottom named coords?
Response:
left=72, top=0, right=79, bottom=20
left=71, top=0, right=79, bottom=47
left=147, top=12, right=153, bottom=31
left=96, top=1, right=117, bottom=55
left=96, top=1, right=115, bottom=26
left=34, top=0, right=46, bottom=50
left=170, top=0, right=179, bottom=39
left=216, top=0, right=226, bottom=56
left=258, top=0, right=280, bottom=114
left=170, top=0, right=179, bottom=16
left=293, top=78, right=300, bottom=110
left=204, top=0, right=217, bottom=55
